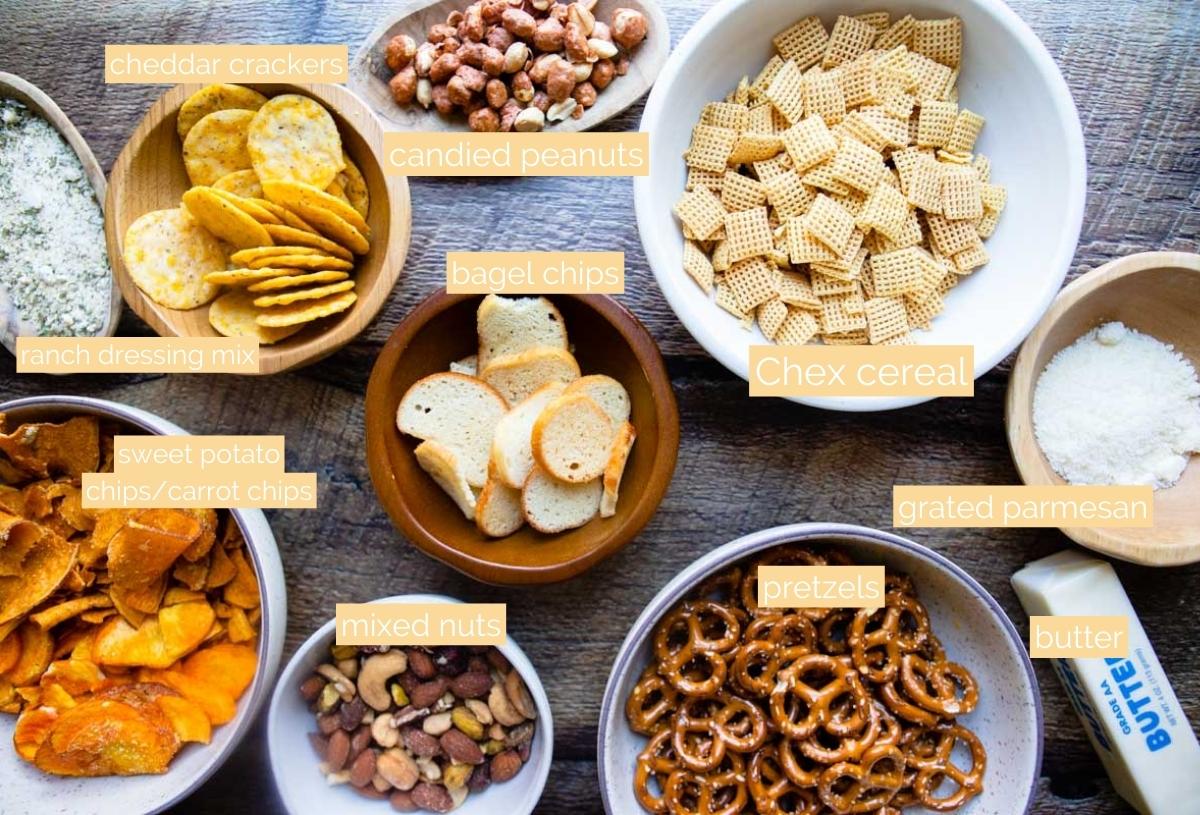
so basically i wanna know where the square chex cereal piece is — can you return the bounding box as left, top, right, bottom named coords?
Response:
left=722, top=171, right=769, bottom=211
left=757, top=296, right=789, bottom=339
left=683, top=240, right=715, bottom=292
left=674, top=187, right=727, bottom=241
left=803, top=69, right=847, bottom=124
left=725, top=207, right=775, bottom=262
left=804, top=194, right=857, bottom=253
left=775, top=309, right=821, bottom=345
left=876, top=15, right=916, bottom=50
left=905, top=155, right=944, bottom=214
left=687, top=166, right=725, bottom=193
left=773, top=16, right=829, bottom=70
left=777, top=270, right=821, bottom=309
left=913, top=17, right=962, bottom=68
left=820, top=293, right=868, bottom=334
left=686, top=125, right=739, bottom=173
left=823, top=15, right=877, bottom=68
left=917, top=100, right=958, bottom=148
left=787, top=216, right=838, bottom=263
left=926, top=212, right=980, bottom=256
left=829, top=137, right=885, bottom=194
left=764, top=171, right=817, bottom=219
left=859, top=182, right=911, bottom=241
left=702, top=102, right=751, bottom=132
left=946, top=109, right=985, bottom=154
left=941, top=164, right=984, bottom=220
left=729, top=132, right=785, bottom=165
left=870, top=247, right=926, bottom=296
left=726, top=256, right=779, bottom=312
left=781, top=116, right=838, bottom=172
left=765, top=60, right=807, bottom=126
left=864, top=296, right=910, bottom=344
left=854, top=11, right=891, bottom=31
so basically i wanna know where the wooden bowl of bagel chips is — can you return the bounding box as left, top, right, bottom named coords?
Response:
left=105, top=83, right=411, bottom=374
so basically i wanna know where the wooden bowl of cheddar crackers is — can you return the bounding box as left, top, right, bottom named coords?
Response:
left=365, top=291, right=679, bottom=586
left=105, top=83, right=411, bottom=375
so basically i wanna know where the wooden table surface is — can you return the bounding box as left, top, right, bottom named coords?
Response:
left=1, top=1, right=1197, bottom=813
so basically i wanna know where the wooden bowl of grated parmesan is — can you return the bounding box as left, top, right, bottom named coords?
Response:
left=1006, top=251, right=1200, bottom=566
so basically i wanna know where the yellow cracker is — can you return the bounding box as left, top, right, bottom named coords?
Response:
left=182, top=109, right=255, bottom=187
left=674, top=187, right=728, bottom=241
left=725, top=256, right=778, bottom=312
left=208, top=289, right=302, bottom=345
left=912, top=18, right=962, bottom=68
left=207, top=187, right=282, bottom=225
left=204, top=267, right=298, bottom=286
left=780, top=116, right=838, bottom=172
left=854, top=12, right=890, bottom=31
left=246, top=271, right=350, bottom=292
left=255, top=199, right=316, bottom=233
left=773, top=17, right=829, bottom=70
left=764, top=60, right=806, bottom=127
left=875, top=15, right=917, bottom=50
left=683, top=240, right=715, bottom=292
left=256, top=290, right=357, bottom=328
left=245, top=254, right=353, bottom=272
left=941, top=164, right=983, bottom=220
left=262, top=223, right=353, bottom=260
left=287, top=202, right=370, bottom=255
left=722, top=172, right=768, bottom=212
left=177, top=84, right=268, bottom=140
left=213, top=169, right=264, bottom=199
left=181, top=186, right=272, bottom=249
left=122, top=208, right=223, bottom=310
left=230, top=246, right=325, bottom=265
left=262, top=179, right=370, bottom=240
left=725, top=207, right=774, bottom=263
left=338, top=152, right=370, bottom=219
left=775, top=309, right=821, bottom=345
left=803, top=69, right=846, bottom=125
left=686, top=124, right=739, bottom=173
left=248, top=93, right=345, bottom=189
left=823, top=15, right=877, bottom=69
left=252, top=280, right=355, bottom=307
left=776, top=270, right=820, bottom=310
left=756, top=297, right=789, bottom=340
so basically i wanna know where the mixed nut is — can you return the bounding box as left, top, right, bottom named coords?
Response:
left=384, top=0, right=651, bottom=131
left=302, top=644, right=537, bottom=812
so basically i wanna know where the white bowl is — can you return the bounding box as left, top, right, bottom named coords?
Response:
left=0, top=395, right=287, bottom=815
left=598, top=523, right=1043, bottom=814
left=268, top=594, right=553, bottom=814
left=636, top=0, right=1086, bottom=411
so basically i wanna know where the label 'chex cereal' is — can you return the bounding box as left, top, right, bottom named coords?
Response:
left=749, top=344, right=973, bottom=397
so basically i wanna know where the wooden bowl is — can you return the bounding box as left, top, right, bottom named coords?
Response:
left=1006, top=251, right=1200, bottom=566
left=104, top=83, right=411, bottom=375
left=349, top=0, right=669, bottom=133
left=0, top=72, right=121, bottom=350
left=365, top=292, right=679, bottom=585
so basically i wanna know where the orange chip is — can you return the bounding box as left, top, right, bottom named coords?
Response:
left=0, top=416, right=100, bottom=479
left=0, top=511, right=42, bottom=577
left=0, top=531, right=77, bottom=627
left=13, top=706, right=58, bottom=762
left=206, top=543, right=238, bottom=589
left=109, top=510, right=202, bottom=590
left=155, top=694, right=212, bottom=744
left=222, top=548, right=260, bottom=609
left=4, top=622, right=55, bottom=686
left=0, top=628, right=20, bottom=674
left=183, top=642, right=257, bottom=700
left=34, top=695, right=179, bottom=776
left=142, top=668, right=237, bottom=726
left=93, top=602, right=216, bottom=669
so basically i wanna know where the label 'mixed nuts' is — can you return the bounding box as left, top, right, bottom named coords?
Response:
left=336, top=603, right=506, bottom=646
left=446, top=251, right=623, bottom=294
left=1029, top=616, right=1130, bottom=659
left=16, top=336, right=259, bottom=374
left=893, top=486, right=1154, bottom=528
left=383, top=132, right=648, bottom=176
left=749, top=344, right=973, bottom=397
left=104, top=44, right=348, bottom=83
left=757, top=565, right=885, bottom=609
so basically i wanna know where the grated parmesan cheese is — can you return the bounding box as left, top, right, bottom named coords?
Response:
left=1033, top=322, right=1200, bottom=489
left=0, top=98, right=111, bottom=337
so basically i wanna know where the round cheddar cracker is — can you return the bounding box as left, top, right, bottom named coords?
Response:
left=245, top=254, right=353, bottom=272
left=122, top=209, right=222, bottom=310
left=256, top=290, right=357, bottom=328
left=245, top=271, right=350, bottom=292
left=181, top=187, right=272, bottom=250
left=247, top=94, right=344, bottom=190
left=213, top=169, right=264, bottom=200
left=183, top=109, right=256, bottom=187
left=339, top=152, right=369, bottom=219
left=209, top=289, right=302, bottom=345
left=177, top=84, right=268, bottom=141
left=262, top=224, right=352, bottom=260
left=262, top=179, right=370, bottom=239
left=252, top=280, right=355, bottom=308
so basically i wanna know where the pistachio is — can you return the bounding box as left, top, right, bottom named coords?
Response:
left=317, top=683, right=341, bottom=713
left=452, top=706, right=485, bottom=740
left=505, top=670, right=538, bottom=720
left=391, top=684, right=410, bottom=707
left=443, top=762, right=474, bottom=791
left=422, top=711, right=454, bottom=736
left=483, top=738, right=506, bottom=756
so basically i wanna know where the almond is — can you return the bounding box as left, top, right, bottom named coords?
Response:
left=326, top=728, right=350, bottom=772
left=440, top=728, right=486, bottom=765
left=411, top=781, right=455, bottom=813
left=411, top=677, right=450, bottom=708
left=450, top=671, right=493, bottom=699
left=348, top=748, right=377, bottom=787
left=402, top=726, right=442, bottom=758
left=490, top=748, right=523, bottom=783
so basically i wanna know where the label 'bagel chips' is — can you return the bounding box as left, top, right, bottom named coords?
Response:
left=121, top=84, right=375, bottom=346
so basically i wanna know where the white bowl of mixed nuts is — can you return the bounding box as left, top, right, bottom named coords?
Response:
left=267, top=594, right=552, bottom=814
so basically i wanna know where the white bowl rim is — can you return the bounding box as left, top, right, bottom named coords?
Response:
left=0, top=394, right=285, bottom=815
left=266, top=593, right=554, bottom=815
left=635, top=0, right=1088, bottom=412
left=596, top=521, right=1044, bottom=814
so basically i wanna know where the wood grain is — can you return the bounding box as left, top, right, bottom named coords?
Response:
left=1007, top=252, right=1200, bottom=565
left=104, top=82, right=413, bottom=375
left=0, top=1, right=1197, bottom=814
left=349, top=0, right=670, bottom=133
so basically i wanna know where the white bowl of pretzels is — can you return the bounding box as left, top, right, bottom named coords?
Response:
left=635, top=0, right=1086, bottom=411
left=598, top=523, right=1042, bottom=814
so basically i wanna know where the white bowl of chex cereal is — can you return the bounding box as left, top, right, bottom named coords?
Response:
left=636, top=0, right=1085, bottom=411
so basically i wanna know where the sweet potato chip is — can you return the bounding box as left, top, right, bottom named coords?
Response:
left=39, top=683, right=77, bottom=711
left=0, top=486, right=22, bottom=515
left=222, top=548, right=260, bottom=609
left=0, top=628, right=20, bottom=674
left=30, top=595, right=113, bottom=630
left=226, top=608, right=255, bottom=643
left=182, top=643, right=257, bottom=700
left=34, top=696, right=179, bottom=776
left=93, top=602, right=215, bottom=669
left=155, top=695, right=212, bottom=745
left=79, top=509, right=133, bottom=568
left=0, top=530, right=76, bottom=625
left=56, top=486, right=95, bottom=533
left=140, top=669, right=236, bottom=726
left=163, top=588, right=207, bottom=606
left=0, top=511, right=41, bottom=577
left=180, top=509, right=218, bottom=562
left=5, top=622, right=54, bottom=686
left=14, top=706, right=57, bottom=761
left=0, top=417, right=100, bottom=479
left=40, top=659, right=106, bottom=696
left=109, top=510, right=201, bottom=590
left=173, top=557, right=209, bottom=592
left=111, top=576, right=168, bottom=617
left=206, top=543, right=237, bottom=589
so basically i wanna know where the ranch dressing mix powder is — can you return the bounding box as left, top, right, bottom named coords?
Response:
left=0, top=98, right=110, bottom=338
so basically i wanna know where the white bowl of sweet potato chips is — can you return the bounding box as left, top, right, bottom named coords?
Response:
left=635, top=0, right=1086, bottom=411
left=0, top=396, right=285, bottom=815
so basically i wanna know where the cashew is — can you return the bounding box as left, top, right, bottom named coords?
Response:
left=377, top=748, right=420, bottom=791
left=465, top=698, right=494, bottom=725
left=488, top=682, right=525, bottom=726
left=371, top=711, right=401, bottom=748
left=422, top=711, right=453, bottom=735
left=336, top=658, right=359, bottom=680
left=317, top=664, right=356, bottom=702
left=356, top=650, right=409, bottom=712
left=505, top=669, right=538, bottom=720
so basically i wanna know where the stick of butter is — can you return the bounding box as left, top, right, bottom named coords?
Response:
left=1012, top=550, right=1200, bottom=815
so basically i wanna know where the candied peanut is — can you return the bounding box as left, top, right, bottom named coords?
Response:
left=457, top=64, right=488, bottom=92
left=460, top=4, right=485, bottom=41
left=385, top=34, right=418, bottom=72
left=499, top=99, right=522, bottom=132
left=481, top=45, right=506, bottom=76
left=565, top=21, right=590, bottom=62
left=546, top=58, right=576, bottom=103
left=430, top=53, right=462, bottom=84
left=534, top=17, right=566, bottom=52
left=389, top=68, right=418, bottom=104
left=501, top=7, right=537, bottom=38
left=612, top=8, right=649, bottom=50
left=591, top=58, right=615, bottom=90
left=447, top=76, right=473, bottom=107
left=486, top=25, right=514, bottom=52
left=432, top=84, right=455, bottom=115
left=573, top=81, right=597, bottom=108
left=486, top=79, right=509, bottom=109
left=428, top=23, right=457, bottom=43
left=511, top=70, right=535, bottom=103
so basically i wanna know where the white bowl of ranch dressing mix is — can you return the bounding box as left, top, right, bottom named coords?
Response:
left=0, top=74, right=119, bottom=350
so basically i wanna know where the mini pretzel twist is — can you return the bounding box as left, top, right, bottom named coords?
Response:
left=911, top=725, right=987, bottom=812
left=628, top=667, right=682, bottom=735
left=634, top=727, right=679, bottom=814
left=899, top=655, right=979, bottom=718
left=662, top=752, right=749, bottom=815
left=747, top=746, right=823, bottom=815
left=817, top=743, right=907, bottom=814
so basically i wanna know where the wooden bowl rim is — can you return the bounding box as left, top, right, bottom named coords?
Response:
left=365, top=291, right=680, bottom=585
left=103, top=82, right=412, bottom=375
left=1005, top=251, right=1200, bottom=565
left=0, top=71, right=122, bottom=342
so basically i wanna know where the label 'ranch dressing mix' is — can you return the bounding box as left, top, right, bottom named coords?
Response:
left=1012, top=551, right=1200, bottom=814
